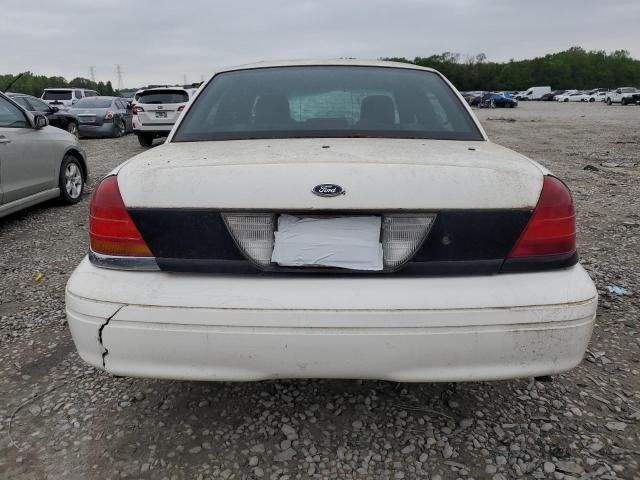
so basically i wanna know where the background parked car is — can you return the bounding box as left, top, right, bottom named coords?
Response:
left=556, top=92, right=585, bottom=102
left=605, top=87, right=638, bottom=105
left=69, top=96, right=133, bottom=138
left=132, top=87, right=191, bottom=147
left=6, top=93, right=80, bottom=138
left=540, top=90, right=566, bottom=101
left=467, top=92, right=485, bottom=106
left=0, top=92, right=87, bottom=218
left=41, top=88, right=99, bottom=111
left=479, top=93, right=518, bottom=108
left=584, top=91, right=608, bottom=102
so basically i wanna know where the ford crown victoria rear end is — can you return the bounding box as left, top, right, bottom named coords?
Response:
left=66, top=61, right=597, bottom=382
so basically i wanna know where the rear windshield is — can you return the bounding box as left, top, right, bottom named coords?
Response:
left=43, top=90, right=72, bottom=100
left=137, top=90, right=189, bottom=104
left=73, top=98, right=113, bottom=108
left=173, top=66, right=482, bottom=142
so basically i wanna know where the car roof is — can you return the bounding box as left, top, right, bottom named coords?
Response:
left=44, top=87, right=96, bottom=91
left=214, top=59, right=437, bottom=75
left=77, top=95, right=117, bottom=99
left=139, top=86, right=189, bottom=91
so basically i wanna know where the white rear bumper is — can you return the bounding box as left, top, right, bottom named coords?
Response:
left=66, top=257, right=597, bottom=382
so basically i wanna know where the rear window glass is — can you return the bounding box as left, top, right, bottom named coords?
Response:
left=43, top=90, right=72, bottom=100
left=73, top=98, right=113, bottom=108
left=138, top=90, right=189, bottom=104
left=174, top=66, right=482, bottom=142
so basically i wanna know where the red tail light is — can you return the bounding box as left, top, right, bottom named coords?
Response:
left=105, top=110, right=114, bottom=120
left=132, top=105, right=144, bottom=114
left=89, top=176, right=152, bottom=257
left=177, top=105, right=185, bottom=112
left=508, top=176, right=576, bottom=257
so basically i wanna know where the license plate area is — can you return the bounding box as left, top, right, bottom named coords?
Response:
left=155, top=111, right=167, bottom=118
left=271, top=215, right=384, bottom=271
left=222, top=212, right=436, bottom=273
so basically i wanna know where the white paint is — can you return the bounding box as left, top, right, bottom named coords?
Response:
left=66, top=258, right=597, bottom=381
left=118, top=138, right=544, bottom=210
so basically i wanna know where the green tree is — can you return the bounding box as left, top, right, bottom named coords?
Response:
left=383, top=47, right=640, bottom=91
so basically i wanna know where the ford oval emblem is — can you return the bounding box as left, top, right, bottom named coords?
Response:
left=312, top=184, right=345, bottom=197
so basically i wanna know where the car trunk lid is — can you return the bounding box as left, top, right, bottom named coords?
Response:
left=73, top=108, right=108, bottom=126
left=118, top=138, right=543, bottom=210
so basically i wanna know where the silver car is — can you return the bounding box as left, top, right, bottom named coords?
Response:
left=69, top=96, right=133, bottom=138
left=0, top=92, right=88, bottom=218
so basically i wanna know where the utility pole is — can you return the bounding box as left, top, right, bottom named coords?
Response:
left=183, top=74, right=187, bottom=86
left=89, top=66, right=96, bottom=82
left=116, top=64, right=123, bottom=90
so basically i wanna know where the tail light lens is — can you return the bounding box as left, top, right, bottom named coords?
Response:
left=132, top=105, right=144, bottom=114
left=89, top=176, right=152, bottom=257
left=177, top=105, right=185, bottom=112
left=223, top=213, right=275, bottom=266
left=508, top=176, right=576, bottom=257
left=105, top=110, right=114, bottom=120
left=382, top=215, right=436, bottom=268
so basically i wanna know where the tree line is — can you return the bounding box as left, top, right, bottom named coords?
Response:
left=0, top=72, right=116, bottom=97
left=385, top=47, right=640, bottom=91
left=3, top=47, right=639, bottom=96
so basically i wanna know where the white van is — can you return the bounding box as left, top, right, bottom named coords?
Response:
left=516, top=86, right=551, bottom=101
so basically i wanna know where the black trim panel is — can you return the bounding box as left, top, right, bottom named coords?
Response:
left=156, top=258, right=504, bottom=276
left=129, top=208, right=577, bottom=275
left=128, top=209, right=245, bottom=260
left=500, top=251, right=579, bottom=273
left=413, top=211, right=530, bottom=261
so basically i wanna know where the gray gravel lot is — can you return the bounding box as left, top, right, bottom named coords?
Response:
left=1, top=102, right=639, bottom=480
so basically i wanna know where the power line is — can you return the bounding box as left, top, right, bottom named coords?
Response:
left=116, top=64, right=123, bottom=90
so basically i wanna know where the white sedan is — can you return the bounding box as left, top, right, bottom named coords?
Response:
left=66, top=60, right=597, bottom=382
left=556, top=92, right=586, bottom=102
left=584, top=92, right=608, bottom=102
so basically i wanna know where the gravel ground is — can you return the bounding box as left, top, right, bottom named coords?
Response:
left=1, top=102, right=638, bottom=480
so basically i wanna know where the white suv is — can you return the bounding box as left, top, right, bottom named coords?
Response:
left=132, top=87, right=191, bottom=147
left=41, top=88, right=99, bottom=111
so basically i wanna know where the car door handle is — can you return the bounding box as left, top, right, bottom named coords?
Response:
left=0, top=137, right=11, bottom=144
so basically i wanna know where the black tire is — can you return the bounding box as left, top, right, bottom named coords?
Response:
left=137, top=134, right=153, bottom=147
left=621, top=98, right=627, bottom=106
left=564, top=98, right=569, bottom=102
left=589, top=98, right=595, bottom=102
left=59, top=155, right=85, bottom=204
left=607, top=98, right=612, bottom=105
left=112, top=119, right=125, bottom=138
left=67, top=121, right=79, bottom=139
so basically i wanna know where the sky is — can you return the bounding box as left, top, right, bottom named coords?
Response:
left=2, top=0, right=639, bottom=88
